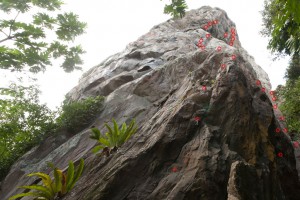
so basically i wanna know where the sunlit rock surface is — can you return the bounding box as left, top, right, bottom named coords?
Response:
left=1, top=6, right=300, bottom=200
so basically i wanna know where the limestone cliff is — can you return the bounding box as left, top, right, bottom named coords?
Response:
left=1, top=6, right=300, bottom=200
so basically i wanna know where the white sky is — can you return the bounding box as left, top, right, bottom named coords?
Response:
left=1, top=0, right=290, bottom=109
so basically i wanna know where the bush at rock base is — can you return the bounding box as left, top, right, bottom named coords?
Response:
left=56, top=96, right=105, bottom=133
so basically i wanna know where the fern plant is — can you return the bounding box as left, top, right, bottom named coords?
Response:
left=90, top=118, right=137, bottom=155
left=9, top=159, right=84, bottom=200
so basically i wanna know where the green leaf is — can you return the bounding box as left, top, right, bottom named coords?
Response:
left=99, top=137, right=110, bottom=146
left=90, top=128, right=101, bottom=140
left=120, top=122, right=127, bottom=134
left=104, top=122, right=115, bottom=146
left=68, top=158, right=84, bottom=190
left=47, top=162, right=55, bottom=170
left=56, top=12, right=87, bottom=41
left=9, top=192, right=48, bottom=200
left=27, top=172, right=54, bottom=194
left=125, top=122, right=137, bottom=142
left=53, top=168, right=63, bottom=193
left=163, top=0, right=187, bottom=18
left=92, top=145, right=105, bottom=153
left=90, top=118, right=137, bottom=154
left=262, top=0, right=300, bottom=56
left=66, top=161, right=75, bottom=191
left=126, top=126, right=138, bottom=142
left=0, top=1, right=86, bottom=73
left=20, top=185, right=52, bottom=199
left=112, top=118, right=119, bottom=145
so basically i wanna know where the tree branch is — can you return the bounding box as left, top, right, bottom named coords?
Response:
left=0, top=12, right=20, bottom=44
left=9, top=11, right=20, bottom=37
left=0, top=29, right=9, bottom=37
left=0, top=35, right=14, bottom=44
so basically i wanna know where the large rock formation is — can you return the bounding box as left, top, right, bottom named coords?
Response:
left=1, top=6, right=300, bottom=200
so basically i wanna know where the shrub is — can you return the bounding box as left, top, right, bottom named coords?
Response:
left=9, top=159, right=84, bottom=200
left=56, top=96, right=105, bottom=133
left=90, top=118, right=137, bottom=156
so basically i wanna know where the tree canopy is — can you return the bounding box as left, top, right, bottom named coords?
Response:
left=285, top=55, right=300, bottom=83
left=278, top=78, right=300, bottom=139
left=261, top=0, right=300, bottom=57
left=262, top=0, right=300, bottom=138
left=0, top=0, right=87, bottom=73
left=0, top=84, right=56, bottom=180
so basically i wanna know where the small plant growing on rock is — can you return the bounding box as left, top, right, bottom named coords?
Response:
left=90, top=118, right=137, bottom=156
left=163, top=0, right=188, bottom=18
left=9, top=159, right=84, bottom=200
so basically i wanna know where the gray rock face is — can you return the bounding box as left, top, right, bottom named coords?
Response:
left=294, top=141, right=300, bottom=178
left=1, top=6, right=300, bottom=200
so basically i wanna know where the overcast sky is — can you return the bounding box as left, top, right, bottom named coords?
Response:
left=3, top=0, right=290, bottom=109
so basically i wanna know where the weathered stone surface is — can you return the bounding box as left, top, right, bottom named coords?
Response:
left=292, top=140, right=300, bottom=178
left=227, top=161, right=259, bottom=200
left=2, top=6, right=300, bottom=200
left=0, top=130, right=96, bottom=200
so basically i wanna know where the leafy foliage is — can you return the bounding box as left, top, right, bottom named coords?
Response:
left=162, top=0, right=188, bottom=18
left=56, top=96, right=105, bottom=133
left=0, top=84, right=56, bottom=180
left=90, top=118, right=137, bottom=155
left=261, top=0, right=300, bottom=57
left=9, top=159, right=84, bottom=200
left=263, top=0, right=300, bottom=138
left=0, top=0, right=87, bottom=73
left=278, top=78, right=300, bottom=139
left=285, top=55, right=300, bottom=83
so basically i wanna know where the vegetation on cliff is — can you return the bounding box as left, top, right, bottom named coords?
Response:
left=1, top=0, right=300, bottom=199
left=163, top=0, right=188, bottom=18
left=56, top=96, right=105, bottom=133
left=277, top=64, right=300, bottom=139
left=261, top=0, right=300, bottom=138
left=0, top=92, right=104, bottom=181
left=0, top=0, right=87, bottom=181
left=261, top=0, right=300, bottom=57
left=0, top=84, right=56, bottom=180
left=90, top=118, right=138, bottom=156
left=9, top=159, right=84, bottom=200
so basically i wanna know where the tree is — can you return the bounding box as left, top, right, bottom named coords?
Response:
left=162, top=0, right=188, bottom=18
left=0, top=84, right=56, bottom=180
left=261, top=0, right=300, bottom=57
left=262, top=0, right=300, bottom=138
left=285, top=55, right=300, bottom=83
left=277, top=79, right=300, bottom=139
left=0, top=0, right=87, bottom=73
